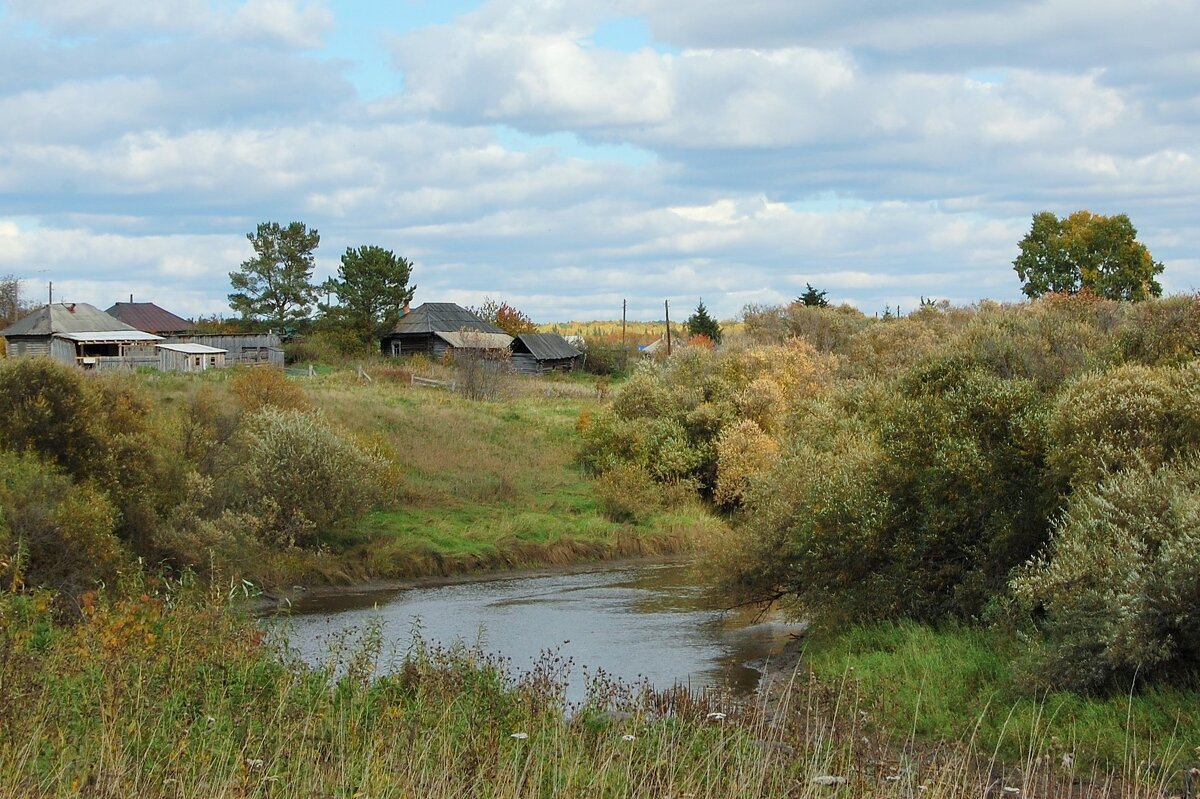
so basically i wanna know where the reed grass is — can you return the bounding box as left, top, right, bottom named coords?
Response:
left=2, top=583, right=1194, bottom=798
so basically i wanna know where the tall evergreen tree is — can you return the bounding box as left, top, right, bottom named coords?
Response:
left=327, top=245, right=416, bottom=342
left=228, top=221, right=320, bottom=326
left=685, top=299, right=722, bottom=344
left=798, top=283, right=830, bottom=307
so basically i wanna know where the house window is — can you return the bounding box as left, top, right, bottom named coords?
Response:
left=391, top=340, right=402, bottom=355
left=194, top=356, right=201, bottom=368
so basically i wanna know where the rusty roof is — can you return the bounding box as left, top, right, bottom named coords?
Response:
left=105, top=302, right=196, bottom=334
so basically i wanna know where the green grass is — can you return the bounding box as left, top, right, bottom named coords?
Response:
left=805, top=621, right=1200, bottom=770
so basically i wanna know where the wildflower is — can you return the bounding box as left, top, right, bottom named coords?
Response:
left=706, top=712, right=727, bottom=722
left=510, top=732, right=528, bottom=740
left=206, top=716, right=216, bottom=726
left=622, top=734, right=636, bottom=742
left=245, top=758, right=264, bottom=770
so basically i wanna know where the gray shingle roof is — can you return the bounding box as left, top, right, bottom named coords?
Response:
left=1, top=303, right=140, bottom=337
left=387, top=303, right=505, bottom=335
left=513, top=332, right=582, bottom=361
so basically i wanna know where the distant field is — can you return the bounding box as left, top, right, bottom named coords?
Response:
left=538, top=319, right=744, bottom=342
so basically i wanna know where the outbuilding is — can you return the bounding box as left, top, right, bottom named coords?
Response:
left=157, top=342, right=227, bottom=372
left=510, top=332, right=583, bottom=374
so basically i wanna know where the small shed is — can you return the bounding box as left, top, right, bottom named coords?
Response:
left=381, top=303, right=507, bottom=357
left=510, top=333, right=583, bottom=374
left=432, top=331, right=514, bottom=360
left=157, top=342, right=227, bottom=372
left=162, top=333, right=284, bottom=367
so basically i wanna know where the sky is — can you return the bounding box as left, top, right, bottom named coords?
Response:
left=1, top=0, right=1198, bottom=323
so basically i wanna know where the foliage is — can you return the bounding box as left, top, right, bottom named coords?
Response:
left=684, top=300, right=722, bottom=344
left=714, top=419, right=779, bottom=507
left=494, top=303, right=538, bottom=336
left=222, top=408, right=389, bottom=548
left=469, top=296, right=538, bottom=336
left=796, top=282, right=830, bottom=308
left=228, top=220, right=320, bottom=325
left=1045, top=362, right=1200, bottom=488
left=0, top=357, right=106, bottom=480
left=0, top=273, right=35, bottom=329
left=1013, top=210, right=1164, bottom=300
left=229, top=366, right=310, bottom=412
left=1012, top=460, right=1200, bottom=693
left=0, top=450, right=123, bottom=599
left=325, top=245, right=415, bottom=343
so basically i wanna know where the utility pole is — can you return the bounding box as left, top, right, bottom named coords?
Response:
left=48, top=281, right=53, bottom=305
left=621, top=299, right=627, bottom=369
left=664, top=299, right=671, bottom=356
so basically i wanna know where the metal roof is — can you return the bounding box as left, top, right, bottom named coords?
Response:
left=58, top=330, right=164, bottom=343
left=1, top=303, right=141, bottom=337
left=106, top=302, right=195, bottom=333
left=157, top=343, right=226, bottom=354
left=434, top=331, right=513, bottom=350
left=387, top=303, right=505, bottom=335
left=513, top=332, right=583, bottom=361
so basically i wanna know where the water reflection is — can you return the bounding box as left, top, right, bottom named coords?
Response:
left=271, top=561, right=802, bottom=703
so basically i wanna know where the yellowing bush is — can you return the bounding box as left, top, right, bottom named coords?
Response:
left=714, top=419, right=780, bottom=507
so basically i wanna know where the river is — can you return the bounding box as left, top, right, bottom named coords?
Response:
left=271, top=560, right=803, bottom=704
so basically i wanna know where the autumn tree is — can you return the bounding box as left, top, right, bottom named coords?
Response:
left=228, top=221, right=320, bottom=326
left=1014, top=211, right=1164, bottom=301
left=685, top=299, right=722, bottom=344
left=469, top=296, right=537, bottom=336
left=326, top=245, right=416, bottom=342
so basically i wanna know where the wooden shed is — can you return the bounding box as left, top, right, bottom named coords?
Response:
left=162, top=333, right=284, bottom=367
left=381, top=303, right=508, bottom=357
left=157, top=342, right=227, bottom=372
left=510, top=333, right=583, bottom=375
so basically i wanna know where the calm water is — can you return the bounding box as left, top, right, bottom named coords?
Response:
left=270, top=561, right=803, bottom=704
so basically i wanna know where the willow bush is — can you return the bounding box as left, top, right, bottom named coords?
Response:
left=1012, top=459, right=1200, bottom=693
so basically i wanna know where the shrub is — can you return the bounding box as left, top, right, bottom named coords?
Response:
left=0, top=357, right=105, bottom=480
left=714, top=419, right=779, bottom=507
left=0, top=450, right=124, bottom=598
left=229, top=367, right=309, bottom=412
left=222, top=408, right=389, bottom=548
left=593, top=463, right=665, bottom=524
left=1112, top=293, right=1200, bottom=366
left=1046, top=362, right=1200, bottom=488
left=1012, top=460, right=1200, bottom=693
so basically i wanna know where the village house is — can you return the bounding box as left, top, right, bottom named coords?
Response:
left=0, top=302, right=162, bottom=368
left=380, top=302, right=512, bottom=359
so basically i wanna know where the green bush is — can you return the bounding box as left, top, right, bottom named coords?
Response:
left=1012, top=460, right=1200, bottom=692
left=0, top=358, right=105, bottom=481
left=221, top=408, right=389, bottom=548
left=593, top=463, right=665, bottom=524
left=1046, top=362, right=1200, bottom=488
left=0, top=450, right=124, bottom=597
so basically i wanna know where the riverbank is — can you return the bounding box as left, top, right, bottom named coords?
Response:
left=140, top=365, right=729, bottom=591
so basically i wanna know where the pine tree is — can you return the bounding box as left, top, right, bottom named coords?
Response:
left=685, top=299, right=722, bottom=344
